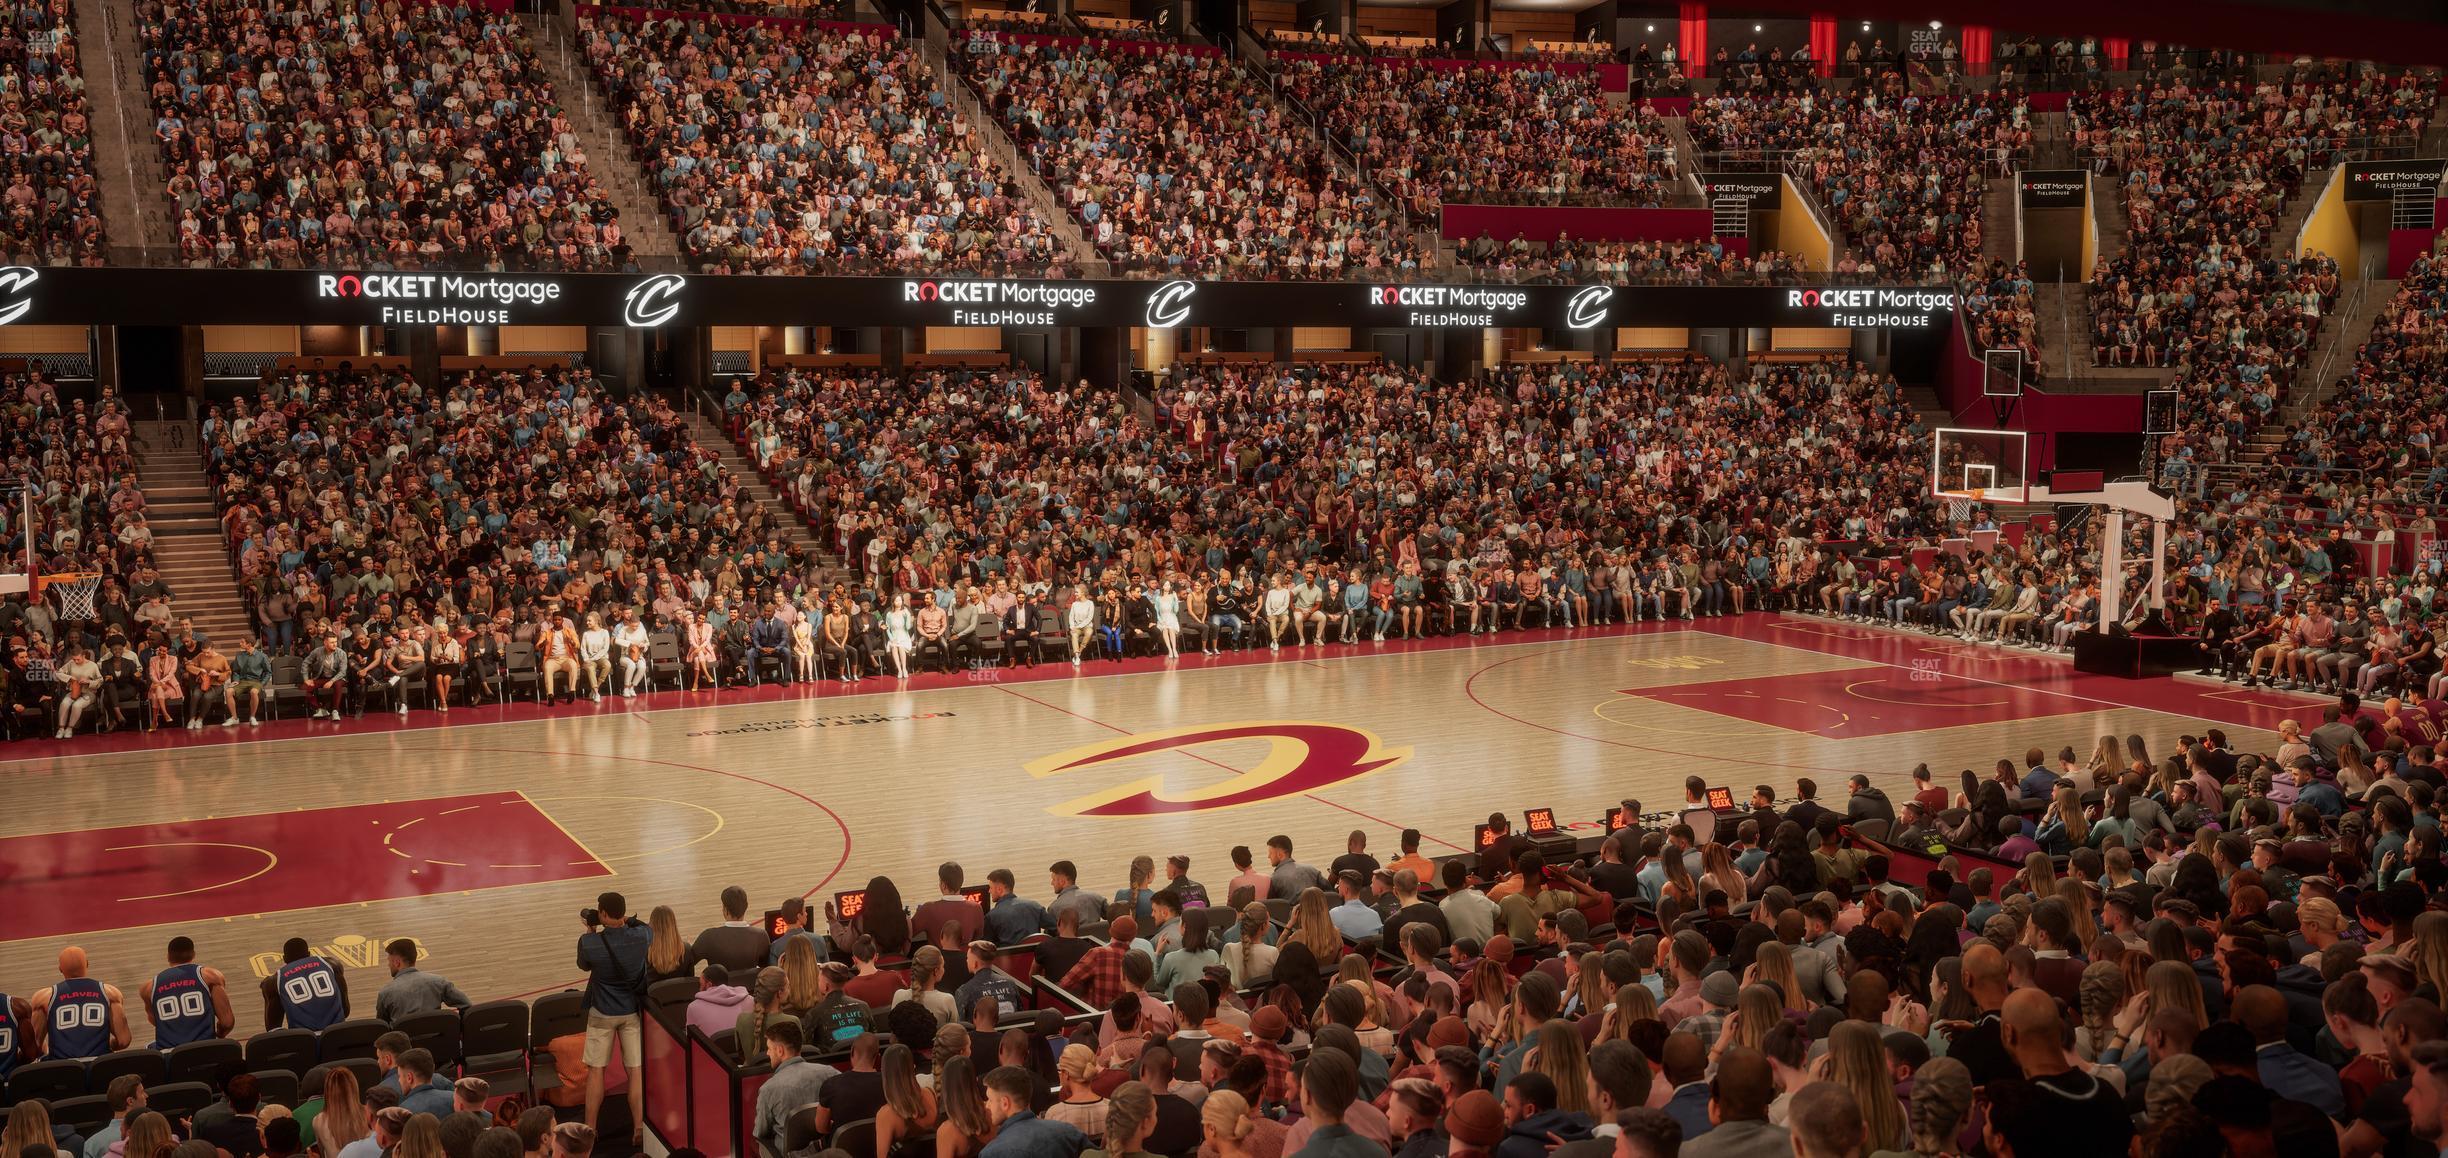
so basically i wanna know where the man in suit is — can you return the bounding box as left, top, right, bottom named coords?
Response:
left=1002, top=592, right=1039, bottom=668
left=748, top=604, right=790, bottom=686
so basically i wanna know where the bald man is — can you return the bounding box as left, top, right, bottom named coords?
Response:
left=1996, top=989, right=2129, bottom=1151
left=28, top=947, right=129, bottom=1060
left=2237, top=984, right=2344, bottom=1117
left=1938, top=944, right=2013, bottom=1085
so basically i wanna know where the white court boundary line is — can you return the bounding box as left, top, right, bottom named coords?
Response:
left=0, top=625, right=1702, bottom=768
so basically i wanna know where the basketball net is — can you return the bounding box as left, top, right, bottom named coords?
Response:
left=41, top=572, right=102, bottom=620
left=1940, top=491, right=1975, bottom=526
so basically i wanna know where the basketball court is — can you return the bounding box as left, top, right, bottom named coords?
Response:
left=0, top=612, right=2315, bottom=1005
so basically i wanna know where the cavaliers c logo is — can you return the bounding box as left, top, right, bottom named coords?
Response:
left=1025, top=722, right=1413, bottom=817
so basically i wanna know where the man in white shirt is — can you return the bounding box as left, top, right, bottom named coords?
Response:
left=55, top=646, right=103, bottom=738
left=1262, top=575, right=1294, bottom=650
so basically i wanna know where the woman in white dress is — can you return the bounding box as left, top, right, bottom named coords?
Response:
left=790, top=608, right=819, bottom=682
left=885, top=593, right=917, bottom=678
left=1156, top=579, right=1183, bottom=658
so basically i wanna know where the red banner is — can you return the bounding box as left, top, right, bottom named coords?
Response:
left=1440, top=204, right=1718, bottom=244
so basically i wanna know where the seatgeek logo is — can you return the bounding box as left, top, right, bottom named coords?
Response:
left=0, top=265, right=37, bottom=327
left=622, top=273, right=686, bottom=328
left=1144, top=280, right=1196, bottom=328
left=1785, top=288, right=1956, bottom=328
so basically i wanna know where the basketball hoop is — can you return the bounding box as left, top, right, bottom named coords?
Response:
left=1937, top=490, right=1976, bottom=526
left=38, top=571, right=103, bottom=620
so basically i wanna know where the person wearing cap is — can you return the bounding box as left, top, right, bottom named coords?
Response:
left=1330, top=871, right=1384, bottom=941
left=1245, top=1006, right=1296, bottom=1107
left=1674, top=971, right=1740, bottom=1050
left=1444, top=1089, right=1505, bottom=1158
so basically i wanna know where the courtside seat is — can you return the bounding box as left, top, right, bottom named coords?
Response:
left=164, top=1038, right=245, bottom=1088
left=316, top=1018, right=389, bottom=1061
left=394, top=1009, right=462, bottom=1070
left=244, top=1028, right=319, bottom=1077
left=88, top=1048, right=169, bottom=1091
left=3, top=1058, right=86, bottom=1106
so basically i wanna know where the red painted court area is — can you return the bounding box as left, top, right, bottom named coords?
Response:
left=1626, top=664, right=2096, bottom=739
left=0, top=792, right=609, bottom=943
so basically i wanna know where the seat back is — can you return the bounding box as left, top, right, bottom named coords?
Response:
left=315, top=1018, right=390, bottom=1061
left=506, top=642, right=540, bottom=673
left=459, top=999, right=530, bottom=1059
left=249, top=1069, right=299, bottom=1110
left=645, top=977, right=697, bottom=1023
left=528, top=990, right=588, bottom=1049
left=4, top=1058, right=88, bottom=1105
left=394, top=1009, right=463, bottom=1069
left=832, top=1118, right=877, bottom=1158
left=165, top=1038, right=246, bottom=1088
left=243, top=1028, right=321, bottom=1077
left=781, top=1106, right=825, bottom=1154
left=48, top=1093, right=111, bottom=1131
left=88, top=1048, right=170, bottom=1091
left=144, top=1081, right=216, bottom=1121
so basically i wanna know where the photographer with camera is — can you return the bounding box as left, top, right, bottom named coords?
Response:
left=575, top=891, right=653, bottom=1144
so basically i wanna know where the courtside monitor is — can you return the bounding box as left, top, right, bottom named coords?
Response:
left=1524, top=807, right=1560, bottom=835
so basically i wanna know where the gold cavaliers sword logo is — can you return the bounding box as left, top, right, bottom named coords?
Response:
left=1024, top=722, right=1413, bottom=817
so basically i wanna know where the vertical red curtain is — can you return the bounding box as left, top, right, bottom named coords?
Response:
left=1678, top=3, right=1707, bottom=77
left=2104, top=37, right=2129, bottom=70
left=1958, top=24, right=1991, bottom=76
left=1809, top=14, right=1836, bottom=76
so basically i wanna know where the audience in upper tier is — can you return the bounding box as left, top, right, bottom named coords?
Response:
left=138, top=0, right=628, bottom=270
left=0, top=0, right=104, bottom=265
left=1272, top=58, right=1682, bottom=219
left=955, top=39, right=1421, bottom=278
left=580, top=10, right=1067, bottom=276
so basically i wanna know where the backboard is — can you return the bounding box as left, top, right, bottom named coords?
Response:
left=1931, top=428, right=2030, bottom=505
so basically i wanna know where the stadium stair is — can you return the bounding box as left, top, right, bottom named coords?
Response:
left=131, top=421, right=256, bottom=647
left=1980, top=176, right=2018, bottom=270
left=526, top=11, right=684, bottom=270
left=2238, top=277, right=2398, bottom=465
left=74, top=0, right=177, bottom=260
left=914, top=26, right=1104, bottom=271
left=679, top=412, right=853, bottom=586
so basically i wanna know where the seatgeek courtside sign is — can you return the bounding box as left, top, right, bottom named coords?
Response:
left=0, top=268, right=1959, bottom=330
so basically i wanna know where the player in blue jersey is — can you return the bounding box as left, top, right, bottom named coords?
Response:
left=0, top=991, right=30, bottom=1082
left=259, top=938, right=351, bottom=1031
left=138, top=937, right=235, bottom=1048
left=26, top=947, right=128, bottom=1060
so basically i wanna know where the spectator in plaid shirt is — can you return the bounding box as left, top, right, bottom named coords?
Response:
left=1060, top=916, right=1139, bottom=1007
left=1672, top=972, right=1739, bottom=1052
left=1245, top=1005, right=1298, bottom=1109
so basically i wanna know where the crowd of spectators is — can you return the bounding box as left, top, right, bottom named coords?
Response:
left=180, top=364, right=824, bottom=718
left=0, top=378, right=212, bottom=735
left=1451, top=236, right=1807, bottom=284
left=580, top=10, right=1068, bottom=275
left=23, top=702, right=2448, bottom=1158
left=1688, top=81, right=2031, bottom=285
left=0, top=0, right=105, bottom=265
left=1270, top=59, right=1681, bottom=220
left=955, top=39, right=1423, bottom=278
left=138, top=0, right=631, bottom=271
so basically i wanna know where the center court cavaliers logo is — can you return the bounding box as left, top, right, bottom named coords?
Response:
left=1143, top=279, right=1196, bottom=328
left=1564, top=285, right=1612, bottom=330
left=621, top=273, right=686, bottom=328
left=1025, top=722, right=1412, bottom=816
